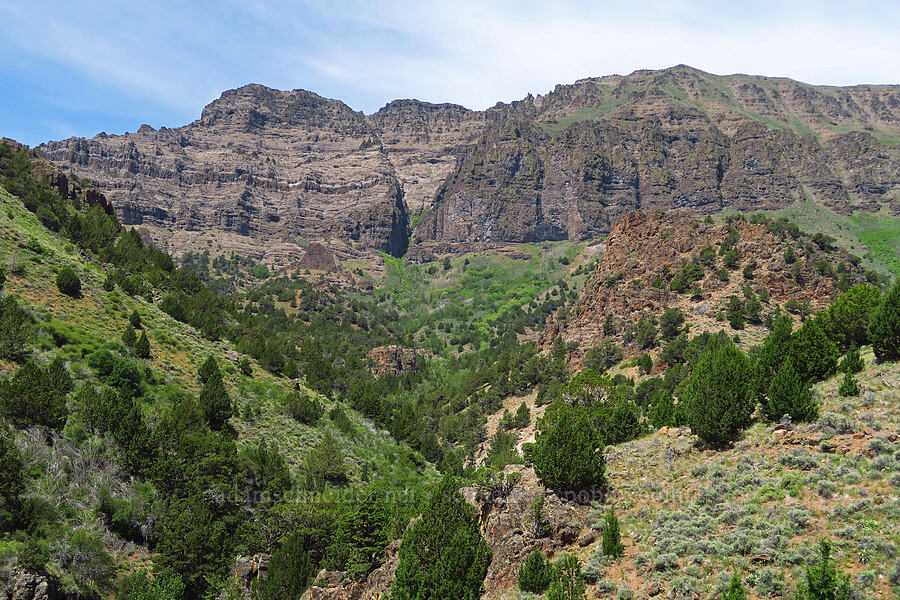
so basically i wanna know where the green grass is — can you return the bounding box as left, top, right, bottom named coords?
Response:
left=850, top=213, right=900, bottom=275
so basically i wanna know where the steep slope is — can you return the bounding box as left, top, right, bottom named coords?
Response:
left=545, top=211, right=869, bottom=363
left=39, top=66, right=900, bottom=265
left=41, top=85, right=410, bottom=265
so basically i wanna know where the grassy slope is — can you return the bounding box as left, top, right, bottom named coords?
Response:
left=0, top=184, right=434, bottom=493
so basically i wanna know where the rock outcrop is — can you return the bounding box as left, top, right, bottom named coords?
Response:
left=38, top=66, right=900, bottom=264
left=544, top=210, right=868, bottom=362
left=366, top=345, right=424, bottom=377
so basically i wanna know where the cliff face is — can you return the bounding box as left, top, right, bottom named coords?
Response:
left=39, top=67, right=900, bottom=265
left=40, top=85, right=411, bottom=265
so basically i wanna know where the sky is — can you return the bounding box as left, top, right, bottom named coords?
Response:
left=1, top=0, right=899, bottom=146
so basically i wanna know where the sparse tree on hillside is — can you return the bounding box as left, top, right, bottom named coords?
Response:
left=868, top=280, right=900, bottom=362
left=56, top=266, right=81, bottom=297
left=518, top=549, right=553, bottom=593
left=199, top=371, right=231, bottom=430
left=135, top=332, right=151, bottom=359
left=601, top=506, right=624, bottom=560
left=530, top=402, right=605, bottom=492
left=765, top=360, right=818, bottom=422
left=0, top=296, right=34, bottom=362
left=680, top=339, right=754, bottom=446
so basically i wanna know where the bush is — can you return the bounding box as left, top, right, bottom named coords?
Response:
left=0, top=434, right=26, bottom=533
left=252, top=531, right=316, bottom=600
left=238, top=357, right=253, bottom=376
left=286, top=393, right=324, bottom=425
left=601, top=506, right=624, bottom=560
left=530, top=402, right=606, bottom=492
left=765, top=361, right=818, bottom=423
left=56, top=266, right=82, bottom=297
left=117, top=568, right=185, bottom=600
left=838, top=372, right=859, bottom=397
left=680, top=338, right=754, bottom=446
left=583, top=340, right=623, bottom=372
left=519, top=549, right=553, bottom=593
left=0, top=267, right=5, bottom=288
left=392, top=475, right=491, bottom=600
left=868, top=280, right=900, bottom=362
left=839, top=345, right=864, bottom=374
left=0, top=360, right=67, bottom=429
left=670, top=263, right=704, bottom=293
left=61, top=529, right=116, bottom=590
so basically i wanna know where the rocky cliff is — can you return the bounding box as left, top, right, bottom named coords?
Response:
left=39, top=66, right=900, bottom=265
left=544, top=210, right=868, bottom=363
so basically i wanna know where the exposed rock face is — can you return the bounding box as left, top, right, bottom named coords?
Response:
left=41, top=85, right=410, bottom=266
left=298, top=242, right=338, bottom=271
left=0, top=567, right=74, bottom=600
left=367, top=345, right=423, bottom=377
left=39, top=66, right=900, bottom=263
left=543, top=211, right=868, bottom=361
left=298, top=541, right=399, bottom=600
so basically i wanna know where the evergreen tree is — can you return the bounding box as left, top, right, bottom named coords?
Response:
left=868, top=280, right=900, bottom=362
left=531, top=402, right=605, bottom=492
left=796, top=540, right=852, bottom=600
left=56, top=266, right=82, bottom=297
left=680, top=339, right=754, bottom=446
left=0, top=267, right=5, bottom=289
left=129, top=309, right=142, bottom=329
left=583, top=340, right=623, bottom=372
left=199, top=371, right=232, bottom=430
left=0, top=296, right=34, bottom=362
left=721, top=574, right=748, bottom=600
left=392, top=475, right=491, bottom=600
left=238, top=357, right=253, bottom=376
left=47, top=355, right=73, bottom=396
left=788, top=319, right=839, bottom=382
left=547, top=553, right=586, bottom=600
left=0, top=434, right=26, bottom=533
left=839, top=345, right=864, bottom=374
left=821, top=284, right=881, bottom=350
left=755, top=313, right=793, bottom=399
left=637, top=353, right=653, bottom=375
left=122, top=325, right=137, bottom=349
left=198, top=355, right=221, bottom=385
left=727, top=296, right=745, bottom=330
left=518, top=549, right=553, bottom=593
left=252, top=531, right=316, bottom=600
left=324, top=490, right=388, bottom=577
left=660, top=308, right=685, bottom=341
left=135, top=331, right=151, bottom=359
left=0, top=360, right=67, bottom=429
left=765, top=360, right=818, bottom=422
left=601, top=506, right=624, bottom=560
left=838, top=371, right=859, bottom=397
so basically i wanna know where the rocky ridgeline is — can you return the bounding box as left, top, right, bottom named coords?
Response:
left=40, top=66, right=900, bottom=267
left=544, top=211, right=867, bottom=362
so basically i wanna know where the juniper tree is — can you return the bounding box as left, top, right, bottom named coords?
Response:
left=765, top=360, right=818, bottom=422
left=868, top=279, right=900, bottom=362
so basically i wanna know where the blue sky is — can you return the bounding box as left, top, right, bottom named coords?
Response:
left=2, top=0, right=899, bottom=146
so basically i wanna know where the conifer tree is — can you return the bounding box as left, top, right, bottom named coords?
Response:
left=721, top=574, right=748, bottom=600
left=129, top=309, right=142, bottom=329
left=392, top=475, right=490, bottom=600
left=601, top=506, right=624, bottom=560
left=56, top=266, right=81, bottom=297
left=680, top=339, right=754, bottom=445
left=198, top=355, right=221, bottom=385
left=796, top=540, right=852, bottom=600
left=518, top=549, right=553, bottom=593
left=199, top=371, right=231, bottom=430
left=839, top=345, right=864, bottom=374
left=788, top=318, right=839, bottom=382
left=765, top=360, right=818, bottom=422
left=838, top=371, right=859, bottom=397
left=135, top=331, right=151, bottom=359
left=868, top=280, right=900, bottom=362
left=122, top=325, right=137, bottom=349
left=252, top=531, right=316, bottom=600
left=47, top=355, right=73, bottom=396
left=0, top=360, right=67, bottom=429
left=0, top=296, right=34, bottom=362
left=531, top=402, right=606, bottom=492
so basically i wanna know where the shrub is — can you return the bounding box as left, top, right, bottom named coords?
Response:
left=839, top=345, right=864, bottom=374
left=238, top=357, right=253, bottom=376
left=61, top=529, right=116, bottom=590
left=670, top=263, right=704, bottom=293
left=0, top=434, right=26, bottom=533
left=722, top=248, right=740, bottom=269
left=252, top=531, right=316, bottom=600
left=765, top=361, right=818, bottom=423
left=286, top=393, right=324, bottom=425
left=519, top=549, right=553, bottom=593
left=56, top=266, right=82, bottom=297
left=838, top=372, right=859, bottom=397
left=117, top=569, right=185, bottom=600
left=583, top=340, right=623, bottom=372
left=601, top=506, right=624, bottom=560
left=0, top=360, right=67, bottom=429
left=868, top=280, right=900, bottom=362
left=0, top=267, right=5, bottom=289
left=392, top=475, right=491, bottom=600
left=530, top=402, right=606, bottom=492
left=680, top=339, right=754, bottom=446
